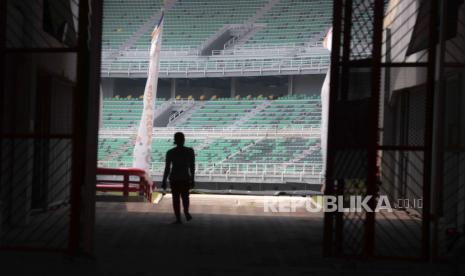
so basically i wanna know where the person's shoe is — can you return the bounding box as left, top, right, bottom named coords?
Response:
left=185, top=213, right=192, bottom=221
left=171, top=219, right=182, bottom=224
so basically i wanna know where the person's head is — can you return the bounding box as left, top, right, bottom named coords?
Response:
left=173, top=132, right=185, bottom=147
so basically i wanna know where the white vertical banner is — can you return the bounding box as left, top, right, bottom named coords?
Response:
left=321, top=27, right=332, bottom=176
left=99, top=86, right=103, bottom=129
left=133, top=14, right=164, bottom=174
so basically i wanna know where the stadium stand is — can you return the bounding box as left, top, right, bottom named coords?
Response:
left=101, top=95, right=321, bottom=129
left=197, top=139, right=255, bottom=163
left=243, top=95, right=321, bottom=129
left=175, top=99, right=263, bottom=128
left=98, top=136, right=322, bottom=177
left=98, top=94, right=323, bottom=184
left=99, top=138, right=203, bottom=166
left=246, top=0, right=333, bottom=46
left=98, top=137, right=132, bottom=161
left=136, top=0, right=269, bottom=49
left=300, top=149, right=322, bottom=163
left=100, top=0, right=332, bottom=78
left=112, top=0, right=333, bottom=49
left=99, top=0, right=327, bottom=185
left=101, top=98, right=166, bottom=128
left=227, top=138, right=318, bottom=163
left=151, top=138, right=203, bottom=165
left=102, top=0, right=162, bottom=49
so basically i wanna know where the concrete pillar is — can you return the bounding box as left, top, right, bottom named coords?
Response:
left=101, top=78, right=115, bottom=98
left=230, top=77, right=236, bottom=98
left=99, top=86, right=103, bottom=129
left=170, top=79, right=176, bottom=99
left=288, top=75, right=294, bottom=95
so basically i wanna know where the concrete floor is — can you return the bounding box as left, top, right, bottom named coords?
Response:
left=1, top=195, right=463, bottom=275
left=95, top=195, right=324, bottom=275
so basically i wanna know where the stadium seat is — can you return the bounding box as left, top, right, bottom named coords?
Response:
left=101, top=97, right=165, bottom=128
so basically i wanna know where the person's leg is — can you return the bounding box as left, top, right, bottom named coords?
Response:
left=171, top=185, right=182, bottom=222
left=181, top=183, right=191, bottom=221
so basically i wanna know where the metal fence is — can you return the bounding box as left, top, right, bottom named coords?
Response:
left=97, top=161, right=324, bottom=184
left=0, top=0, right=102, bottom=254
left=324, top=0, right=465, bottom=262
left=101, top=55, right=330, bottom=77
left=99, top=126, right=322, bottom=139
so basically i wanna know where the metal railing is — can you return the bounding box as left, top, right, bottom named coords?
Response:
left=102, top=45, right=199, bottom=53
left=233, top=41, right=324, bottom=50
left=205, top=162, right=323, bottom=175
left=101, top=55, right=330, bottom=75
left=168, top=101, right=195, bottom=123
left=103, top=42, right=324, bottom=56
left=222, top=23, right=257, bottom=49
left=211, top=48, right=316, bottom=57
left=98, top=126, right=322, bottom=139
left=96, top=167, right=153, bottom=201
left=97, top=161, right=324, bottom=180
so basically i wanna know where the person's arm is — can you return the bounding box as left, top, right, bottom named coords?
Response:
left=162, top=151, right=171, bottom=190
left=189, top=148, right=195, bottom=188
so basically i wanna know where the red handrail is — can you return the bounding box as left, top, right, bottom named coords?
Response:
left=96, top=167, right=155, bottom=202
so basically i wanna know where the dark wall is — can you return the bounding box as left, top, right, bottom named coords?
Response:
left=105, top=75, right=326, bottom=100
left=294, top=74, right=325, bottom=95
left=112, top=78, right=171, bottom=99
left=2, top=53, right=76, bottom=226
left=176, top=78, right=230, bottom=99
left=236, top=76, right=288, bottom=98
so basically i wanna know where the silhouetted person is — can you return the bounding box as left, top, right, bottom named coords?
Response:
left=162, top=132, right=195, bottom=224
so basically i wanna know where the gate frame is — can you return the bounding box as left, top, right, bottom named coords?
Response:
left=323, top=0, right=440, bottom=260
left=0, top=0, right=103, bottom=255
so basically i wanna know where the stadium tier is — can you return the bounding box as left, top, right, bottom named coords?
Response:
left=98, top=138, right=131, bottom=161
left=98, top=136, right=321, bottom=174
left=102, top=0, right=333, bottom=50
left=101, top=138, right=204, bottom=164
left=242, top=95, right=321, bottom=129
left=137, top=0, right=269, bottom=49
left=103, top=0, right=332, bottom=50
left=300, top=149, right=322, bottom=163
left=98, top=94, right=323, bottom=183
left=228, top=138, right=318, bottom=163
left=99, top=0, right=327, bottom=184
left=101, top=0, right=332, bottom=77
left=247, top=0, right=333, bottom=46
left=102, top=95, right=321, bottom=129
left=102, top=0, right=162, bottom=49
left=101, top=98, right=166, bottom=128
left=175, top=100, right=262, bottom=128
left=196, top=139, right=255, bottom=163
